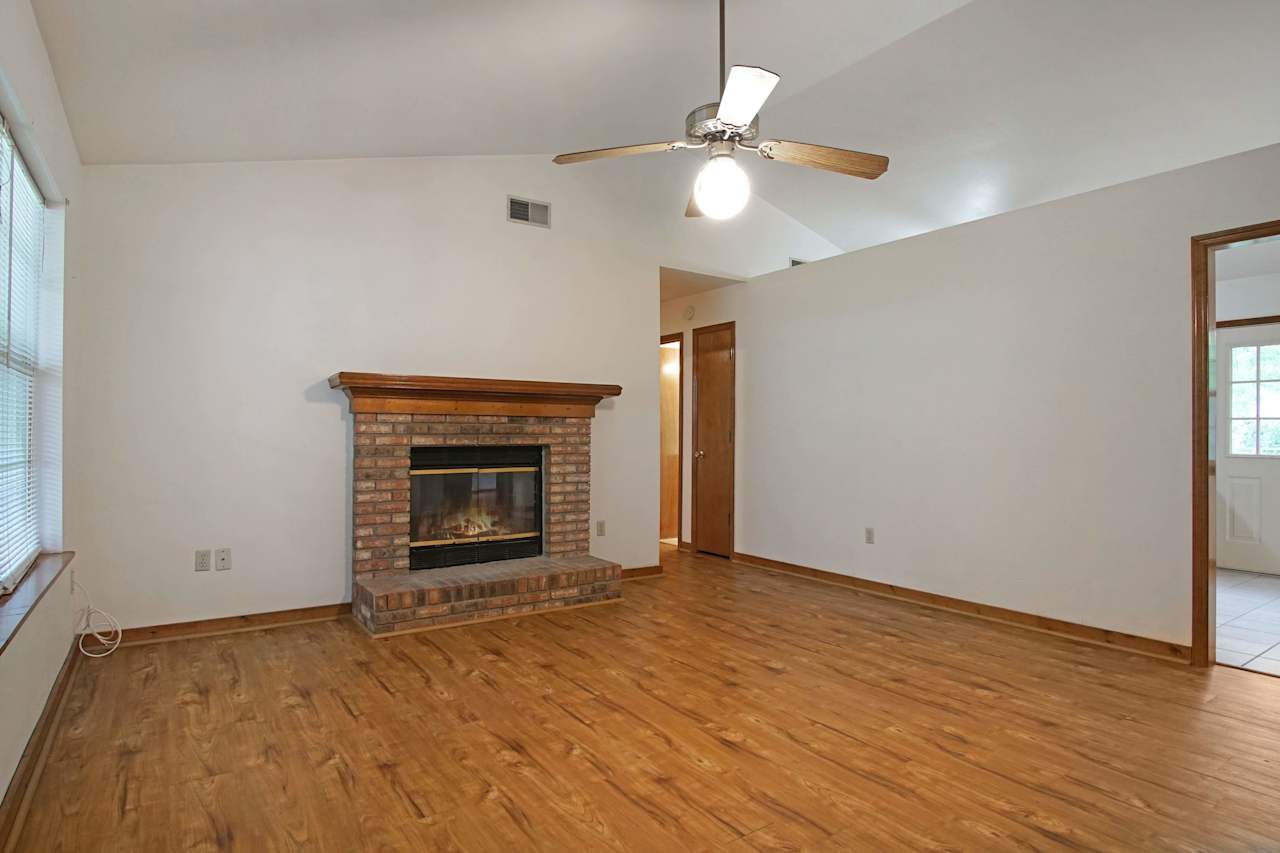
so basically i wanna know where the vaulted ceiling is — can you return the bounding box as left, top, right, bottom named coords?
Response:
left=31, top=0, right=1280, bottom=257
left=31, top=0, right=965, bottom=164
left=754, top=0, right=1280, bottom=251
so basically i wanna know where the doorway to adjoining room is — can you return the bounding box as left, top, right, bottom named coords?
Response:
left=659, top=334, right=683, bottom=548
left=1201, top=225, right=1280, bottom=673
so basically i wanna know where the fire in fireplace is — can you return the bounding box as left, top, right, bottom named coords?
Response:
left=409, top=445, right=543, bottom=569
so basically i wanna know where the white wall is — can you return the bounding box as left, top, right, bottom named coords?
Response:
left=65, top=155, right=835, bottom=629
left=1218, top=273, right=1280, bottom=322
left=0, top=0, right=81, bottom=801
left=0, top=569, right=72, bottom=790
left=663, top=143, right=1280, bottom=646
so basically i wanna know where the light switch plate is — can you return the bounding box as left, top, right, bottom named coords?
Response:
left=195, top=549, right=212, bottom=572
left=215, top=547, right=232, bottom=571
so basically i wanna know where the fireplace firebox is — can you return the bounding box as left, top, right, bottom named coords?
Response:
left=409, top=445, right=543, bottom=570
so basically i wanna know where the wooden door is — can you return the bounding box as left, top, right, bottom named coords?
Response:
left=693, top=322, right=735, bottom=557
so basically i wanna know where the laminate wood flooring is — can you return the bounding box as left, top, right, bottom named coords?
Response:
left=17, top=548, right=1280, bottom=851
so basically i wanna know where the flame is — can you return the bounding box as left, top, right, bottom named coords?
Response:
left=419, top=504, right=508, bottom=541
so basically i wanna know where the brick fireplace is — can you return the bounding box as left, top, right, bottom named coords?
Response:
left=329, top=372, right=624, bottom=635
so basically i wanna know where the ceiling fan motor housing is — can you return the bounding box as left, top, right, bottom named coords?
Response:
left=685, top=103, right=759, bottom=144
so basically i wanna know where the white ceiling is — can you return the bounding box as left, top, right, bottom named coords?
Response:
left=31, top=0, right=1280, bottom=257
left=1218, top=238, right=1280, bottom=283
left=752, top=0, right=1280, bottom=251
left=30, top=0, right=965, bottom=164
left=659, top=266, right=742, bottom=302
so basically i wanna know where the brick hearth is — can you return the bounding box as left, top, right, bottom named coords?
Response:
left=353, top=554, right=621, bottom=634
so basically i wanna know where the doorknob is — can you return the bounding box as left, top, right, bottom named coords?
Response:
left=695, top=450, right=705, bottom=459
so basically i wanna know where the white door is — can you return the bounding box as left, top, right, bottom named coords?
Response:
left=1217, top=327, right=1280, bottom=575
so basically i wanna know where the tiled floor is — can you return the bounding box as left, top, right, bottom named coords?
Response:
left=1216, top=567, right=1280, bottom=673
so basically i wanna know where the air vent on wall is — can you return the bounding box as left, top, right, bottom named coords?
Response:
left=508, top=196, right=550, bottom=228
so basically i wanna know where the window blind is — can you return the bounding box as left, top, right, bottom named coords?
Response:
left=0, top=119, right=44, bottom=594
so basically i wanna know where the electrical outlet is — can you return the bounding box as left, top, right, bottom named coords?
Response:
left=195, top=549, right=212, bottom=572
left=596, top=520, right=606, bottom=537
left=864, top=527, right=875, bottom=545
left=215, top=547, right=232, bottom=571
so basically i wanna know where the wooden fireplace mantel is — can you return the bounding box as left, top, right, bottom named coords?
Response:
left=328, top=372, right=623, bottom=417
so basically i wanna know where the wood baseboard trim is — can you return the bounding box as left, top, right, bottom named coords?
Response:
left=732, top=552, right=1191, bottom=664
left=85, top=603, right=353, bottom=650
left=677, top=540, right=694, bottom=552
left=0, top=640, right=80, bottom=853
left=622, top=565, right=663, bottom=580
left=362, top=597, right=622, bottom=638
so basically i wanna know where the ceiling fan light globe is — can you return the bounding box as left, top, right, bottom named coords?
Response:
left=693, top=157, right=750, bottom=220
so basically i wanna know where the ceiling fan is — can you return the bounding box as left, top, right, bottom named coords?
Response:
left=552, top=0, right=889, bottom=220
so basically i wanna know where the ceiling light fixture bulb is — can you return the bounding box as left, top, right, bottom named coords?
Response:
left=693, top=151, right=750, bottom=220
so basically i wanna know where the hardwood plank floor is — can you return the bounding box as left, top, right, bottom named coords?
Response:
left=17, top=547, right=1280, bottom=851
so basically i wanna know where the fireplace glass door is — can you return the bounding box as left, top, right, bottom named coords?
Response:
left=409, top=446, right=542, bottom=569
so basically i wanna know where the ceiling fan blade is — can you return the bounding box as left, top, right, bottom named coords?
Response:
left=757, top=140, right=889, bottom=180
left=685, top=193, right=704, bottom=218
left=552, top=141, right=682, bottom=165
left=716, top=65, right=780, bottom=128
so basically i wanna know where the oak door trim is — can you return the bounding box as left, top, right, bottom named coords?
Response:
left=661, top=332, right=685, bottom=545
left=691, top=321, right=735, bottom=556
left=1216, top=314, right=1280, bottom=329
left=1191, top=217, right=1280, bottom=667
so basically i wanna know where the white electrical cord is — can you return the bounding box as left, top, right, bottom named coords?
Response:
left=72, top=577, right=122, bottom=657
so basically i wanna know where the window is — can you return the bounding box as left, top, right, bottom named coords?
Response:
left=0, top=119, right=44, bottom=594
left=1229, top=344, right=1280, bottom=456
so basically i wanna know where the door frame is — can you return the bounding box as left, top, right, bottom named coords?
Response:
left=691, top=321, right=735, bottom=555
left=1191, top=217, right=1280, bottom=667
left=660, top=332, right=684, bottom=544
